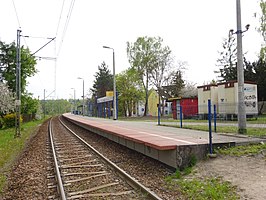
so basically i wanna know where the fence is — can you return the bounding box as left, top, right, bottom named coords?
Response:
left=160, top=101, right=259, bottom=121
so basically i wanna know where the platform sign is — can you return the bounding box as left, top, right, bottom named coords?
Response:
left=106, top=91, right=113, bottom=97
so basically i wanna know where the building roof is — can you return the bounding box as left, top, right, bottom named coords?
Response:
left=197, top=80, right=257, bottom=88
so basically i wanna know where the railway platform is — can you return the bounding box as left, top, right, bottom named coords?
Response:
left=63, top=113, right=265, bottom=168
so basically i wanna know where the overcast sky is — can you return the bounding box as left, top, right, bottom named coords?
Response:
left=0, top=0, right=262, bottom=100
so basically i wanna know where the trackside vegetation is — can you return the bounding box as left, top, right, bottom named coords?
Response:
left=0, top=119, right=47, bottom=193
left=164, top=157, right=239, bottom=200
left=217, top=142, right=266, bottom=156
left=164, top=142, right=266, bottom=199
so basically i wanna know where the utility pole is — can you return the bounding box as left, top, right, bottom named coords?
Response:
left=15, top=29, right=21, bottom=138
left=236, top=0, right=247, bottom=134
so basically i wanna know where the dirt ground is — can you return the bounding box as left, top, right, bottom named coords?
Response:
left=191, top=154, right=266, bottom=200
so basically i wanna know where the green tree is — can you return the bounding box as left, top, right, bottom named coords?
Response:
left=40, top=99, right=71, bottom=115
left=91, top=62, right=113, bottom=98
left=90, top=62, right=113, bottom=117
left=21, top=92, right=39, bottom=115
left=0, top=41, right=37, bottom=93
left=215, top=34, right=237, bottom=81
left=116, top=68, right=144, bottom=117
left=162, top=71, right=184, bottom=97
left=244, top=58, right=266, bottom=102
left=127, top=36, right=173, bottom=116
left=257, top=0, right=266, bottom=60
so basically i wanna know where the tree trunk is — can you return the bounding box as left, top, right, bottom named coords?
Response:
left=123, top=104, right=127, bottom=117
left=161, top=98, right=165, bottom=117
left=128, top=101, right=132, bottom=117
left=144, top=74, right=149, bottom=116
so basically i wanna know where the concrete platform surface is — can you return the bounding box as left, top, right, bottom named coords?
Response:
left=63, top=113, right=266, bottom=168
left=63, top=113, right=264, bottom=149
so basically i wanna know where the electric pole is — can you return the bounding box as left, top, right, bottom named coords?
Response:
left=15, top=29, right=22, bottom=137
left=236, top=0, right=247, bottom=134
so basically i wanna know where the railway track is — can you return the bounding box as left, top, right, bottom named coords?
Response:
left=47, top=116, right=162, bottom=200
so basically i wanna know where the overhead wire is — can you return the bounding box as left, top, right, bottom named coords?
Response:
left=11, top=0, right=65, bottom=99
left=55, top=0, right=66, bottom=37
left=56, top=0, right=76, bottom=57
left=11, top=0, right=28, bottom=48
left=11, top=0, right=21, bottom=28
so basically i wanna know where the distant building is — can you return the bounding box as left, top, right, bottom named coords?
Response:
left=167, top=97, right=198, bottom=119
left=137, top=89, right=159, bottom=116
left=197, top=83, right=218, bottom=116
left=197, top=81, right=258, bottom=119
left=137, top=89, right=172, bottom=117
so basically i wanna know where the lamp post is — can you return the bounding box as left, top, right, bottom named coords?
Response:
left=103, top=46, right=117, bottom=120
left=77, top=77, right=85, bottom=116
left=229, top=0, right=249, bottom=134
left=71, top=88, right=76, bottom=114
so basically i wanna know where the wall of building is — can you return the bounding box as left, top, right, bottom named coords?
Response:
left=198, top=81, right=258, bottom=117
left=148, top=89, right=159, bottom=116
left=197, top=84, right=218, bottom=114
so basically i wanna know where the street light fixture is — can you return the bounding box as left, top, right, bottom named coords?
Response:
left=103, top=45, right=117, bottom=120
left=77, top=77, right=85, bottom=116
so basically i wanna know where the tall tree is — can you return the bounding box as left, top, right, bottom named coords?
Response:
left=127, top=36, right=175, bottom=116
left=91, top=61, right=113, bottom=98
left=257, top=0, right=266, bottom=60
left=180, top=81, right=198, bottom=98
left=116, top=68, right=144, bottom=117
left=0, top=41, right=37, bottom=93
left=160, top=61, right=186, bottom=99
left=215, top=34, right=238, bottom=81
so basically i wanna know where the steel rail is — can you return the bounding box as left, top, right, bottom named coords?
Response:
left=59, top=116, right=163, bottom=200
left=49, top=118, right=67, bottom=200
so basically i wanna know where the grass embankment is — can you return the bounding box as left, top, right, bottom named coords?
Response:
left=0, top=119, right=47, bottom=193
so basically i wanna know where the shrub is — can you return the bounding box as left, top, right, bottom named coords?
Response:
left=3, top=113, right=23, bottom=128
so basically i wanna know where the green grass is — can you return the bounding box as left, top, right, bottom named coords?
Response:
left=165, top=168, right=239, bottom=200
left=119, top=115, right=266, bottom=123
left=177, top=177, right=239, bottom=200
left=0, top=119, right=47, bottom=193
left=165, top=156, right=238, bottom=199
left=120, top=115, right=266, bottom=136
left=217, top=143, right=266, bottom=156
left=161, top=124, right=266, bottom=137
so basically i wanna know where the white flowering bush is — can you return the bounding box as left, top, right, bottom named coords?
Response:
left=0, top=82, right=15, bottom=115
